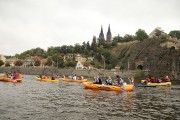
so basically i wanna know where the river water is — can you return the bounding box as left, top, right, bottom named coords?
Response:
left=0, top=75, right=180, bottom=120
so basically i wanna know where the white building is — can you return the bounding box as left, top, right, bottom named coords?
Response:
left=75, top=54, right=87, bottom=62
left=5, top=58, right=17, bottom=67
left=23, top=58, right=35, bottom=67
left=0, top=54, right=6, bottom=62
left=64, top=53, right=74, bottom=62
left=76, top=61, right=84, bottom=69
left=149, top=27, right=167, bottom=38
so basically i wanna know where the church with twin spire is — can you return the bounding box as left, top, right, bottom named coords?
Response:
left=99, top=24, right=112, bottom=42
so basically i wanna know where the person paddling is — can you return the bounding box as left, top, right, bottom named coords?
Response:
left=13, top=71, right=19, bottom=80
left=105, top=76, right=113, bottom=85
left=165, top=76, right=170, bottom=82
left=4, top=71, right=8, bottom=78
left=93, top=75, right=102, bottom=84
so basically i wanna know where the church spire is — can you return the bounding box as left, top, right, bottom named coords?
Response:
left=99, top=25, right=105, bottom=40
left=106, top=24, right=112, bottom=42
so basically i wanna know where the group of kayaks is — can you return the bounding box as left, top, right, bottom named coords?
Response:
left=0, top=75, right=172, bottom=93
left=36, top=77, right=135, bottom=92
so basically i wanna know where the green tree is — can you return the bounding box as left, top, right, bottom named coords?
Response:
left=52, top=54, right=64, bottom=68
left=108, top=55, right=119, bottom=69
left=103, top=42, right=112, bottom=49
left=169, top=30, right=180, bottom=39
left=46, top=57, right=53, bottom=66
left=135, top=29, right=148, bottom=41
left=0, top=60, right=4, bottom=66
left=15, top=60, right=23, bottom=66
left=5, top=62, right=10, bottom=67
left=64, top=61, right=76, bottom=67
left=34, top=60, right=41, bottom=66
left=113, top=34, right=123, bottom=43
left=74, top=43, right=82, bottom=53
left=94, top=61, right=102, bottom=69
left=98, top=37, right=105, bottom=47
left=86, top=41, right=91, bottom=51
left=161, top=34, right=169, bottom=39
left=15, top=54, right=20, bottom=58
left=91, top=36, right=97, bottom=51
left=47, top=46, right=58, bottom=56
left=123, top=34, right=134, bottom=42
left=17, top=47, right=47, bottom=59
left=82, top=41, right=87, bottom=52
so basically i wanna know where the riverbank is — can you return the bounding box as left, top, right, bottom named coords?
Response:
left=0, top=67, right=135, bottom=79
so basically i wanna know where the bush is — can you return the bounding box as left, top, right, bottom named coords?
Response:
left=5, top=62, right=10, bottom=67
left=134, top=70, right=146, bottom=82
left=0, top=60, right=4, bottom=66
left=15, top=60, right=23, bottom=66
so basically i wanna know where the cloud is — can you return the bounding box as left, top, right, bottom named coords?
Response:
left=0, top=0, right=180, bottom=55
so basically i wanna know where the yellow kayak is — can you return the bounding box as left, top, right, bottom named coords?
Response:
left=0, top=77, right=23, bottom=83
left=147, top=82, right=171, bottom=86
left=36, top=77, right=59, bottom=83
left=61, top=78, right=88, bottom=83
left=83, top=82, right=123, bottom=92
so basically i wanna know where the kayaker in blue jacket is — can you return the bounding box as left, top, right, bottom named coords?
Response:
left=105, top=76, right=113, bottom=85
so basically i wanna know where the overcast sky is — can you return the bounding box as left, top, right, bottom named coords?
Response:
left=0, top=0, right=180, bottom=56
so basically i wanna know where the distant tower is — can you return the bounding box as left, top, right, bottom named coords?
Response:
left=106, top=24, right=112, bottom=42
left=99, top=25, right=105, bottom=40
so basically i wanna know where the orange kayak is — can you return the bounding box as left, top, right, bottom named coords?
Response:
left=83, top=82, right=123, bottom=92
left=122, top=84, right=135, bottom=91
left=61, top=78, right=88, bottom=83
left=0, top=77, right=23, bottom=83
left=36, top=77, right=59, bottom=83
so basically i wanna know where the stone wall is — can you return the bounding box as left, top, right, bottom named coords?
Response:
left=0, top=67, right=135, bottom=78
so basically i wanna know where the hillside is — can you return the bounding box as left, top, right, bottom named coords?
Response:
left=112, top=38, right=180, bottom=80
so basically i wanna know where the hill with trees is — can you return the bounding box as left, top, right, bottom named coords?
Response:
left=5, top=28, right=180, bottom=79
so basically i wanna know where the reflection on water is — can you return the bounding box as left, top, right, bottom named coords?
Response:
left=0, top=75, right=180, bottom=120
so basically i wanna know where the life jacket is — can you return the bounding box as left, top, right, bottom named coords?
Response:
left=131, top=80, right=134, bottom=85
left=98, top=78, right=102, bottom=84
left=14, top=74, right=19, bottom=79
left=166, top=77, right=170, bottom=82
left=152, top=79, right=156, bottom=83
left=42, top=76, right=46, bottom=79
left=146, top=78, right=150, bottom=83
left=51, top=76, right=55, bottom=80
left=95, top=78, right=99, bottom=83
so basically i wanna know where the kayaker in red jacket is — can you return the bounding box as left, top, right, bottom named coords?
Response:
left=165, top=76, right=170, bottom=82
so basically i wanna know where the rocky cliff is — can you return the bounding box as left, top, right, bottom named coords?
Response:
left=114, top=38, right=180, bottom=80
